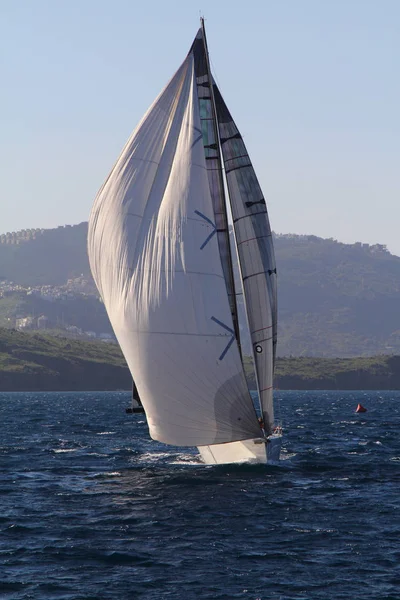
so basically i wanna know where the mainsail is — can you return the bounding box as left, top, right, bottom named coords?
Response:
left=88, top=45, right=261, bottom=446
left=190, top=30, right=241, bottom=350
left=214, top=85, right=278, bottom=433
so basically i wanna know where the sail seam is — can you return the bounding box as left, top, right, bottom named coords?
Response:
left=225, top=154, right=249, bottom=162
left=252, top=325, right=273, bottom=334
left=123, top=157, right=160, bottom=166
left=126, top=212, right=144, bottom=219
left=225, top=164, right=251, bottom=174
left=127, top=268, right=224, bottom=279
left=233, top=211, right=268, bottom=224
left=126, top=210, right=216, bottom=222
left=242, top=271, right=269, bottom=282
left=133, top=331, right=232, bottom=337
left=237, top=234, right=271, bottom=246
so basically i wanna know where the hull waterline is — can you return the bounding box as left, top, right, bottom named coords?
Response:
left=198, top=434, right=282, bottom=465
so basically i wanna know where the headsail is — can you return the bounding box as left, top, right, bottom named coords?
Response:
left=214, top=84, right=278, bottom=433
left=88, top=46, right=261, bottom=446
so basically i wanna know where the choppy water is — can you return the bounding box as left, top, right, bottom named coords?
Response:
left=0, top=391, right=399, bottom=599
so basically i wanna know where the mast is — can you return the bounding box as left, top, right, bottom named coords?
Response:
left=199, top=19, right=242, bottom=356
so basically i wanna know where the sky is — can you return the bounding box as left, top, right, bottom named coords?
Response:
left=1, top=0, right=399, bottom=253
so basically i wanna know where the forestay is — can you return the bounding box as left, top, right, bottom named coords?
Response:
left=214, top=85, right=278, bottom=433
left=88, top=53, right=260, bottom=446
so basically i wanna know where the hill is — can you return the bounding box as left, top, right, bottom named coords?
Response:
left=1, top=223, right=400, bottom=356
left=274, top=355, right=400, bottom=390
left=0, top=223, right=89, bottom=286
left=1, top=328, right=400, bottom=391
left=276, top=234, right=400, bottom=356
left=0, top=289, right=112, bottom=335
left=0, top=328, right=130, bottom=391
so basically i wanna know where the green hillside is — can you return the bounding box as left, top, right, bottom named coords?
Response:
left=1, top=223, right=400, bottom=356
left=0, top=328, right=130, bottom=391
left=1, top=328, right=400, bottom=391
left=274, top=355, right=400, bottom=390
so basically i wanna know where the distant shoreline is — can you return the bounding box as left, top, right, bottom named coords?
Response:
left=273, top=356, right=400, bottom=392
left=1, top=328, right=400, bottom=392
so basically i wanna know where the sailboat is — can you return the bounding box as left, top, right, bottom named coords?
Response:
left=88, top=20, right=281, bottom=464
left=125, top=381, right=145, bottom=414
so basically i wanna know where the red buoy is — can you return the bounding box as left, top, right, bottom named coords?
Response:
left=356, top=403, right=367, bottom=413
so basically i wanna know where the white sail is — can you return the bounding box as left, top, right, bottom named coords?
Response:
left=214, top=84, right=278, bottom=433
left=88, top=53, right=261, bottom=447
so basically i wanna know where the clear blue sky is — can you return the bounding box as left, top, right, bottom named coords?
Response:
left=1, top=0, right=399, bottom=253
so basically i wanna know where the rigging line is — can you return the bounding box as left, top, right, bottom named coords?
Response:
left=252, top=325, right=273, bottom=334
left=209, top=55, right=222, bottom=93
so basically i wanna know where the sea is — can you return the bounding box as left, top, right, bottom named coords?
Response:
left=0, top=391, right=399, bottom=600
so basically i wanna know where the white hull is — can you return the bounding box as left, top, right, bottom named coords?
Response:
left=198, top=434, right=282, bottom=465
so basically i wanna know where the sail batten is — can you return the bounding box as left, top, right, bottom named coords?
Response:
left=88, top=48, right=261, bottom=447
